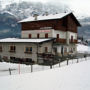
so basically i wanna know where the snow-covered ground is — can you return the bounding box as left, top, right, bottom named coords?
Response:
left=0, top=58, right=90, bottom=90
left=77, top=44, right=90, bottom=53
left=0, top=58, right=82, bottom=77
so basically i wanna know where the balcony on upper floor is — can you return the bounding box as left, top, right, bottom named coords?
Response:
left=69, top=39, right=77, bottom=44
left=54, top=38, right=66, bottom=44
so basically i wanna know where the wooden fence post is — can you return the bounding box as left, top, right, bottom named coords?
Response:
left=50, top=63, right=52, bottom=69
left=31, top=64, right=33, bottom=72
left=59, top=59, right=61, bottom=67
left=19, top=63, right=20, bottom=74
left=9, top=68, right=11, bottom=75
left=77, top=58, right=79, bottom=63
left=67, top=59, right=69, bottom=65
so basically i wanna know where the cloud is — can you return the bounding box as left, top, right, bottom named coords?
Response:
left=2, top=0, right=90, bottom=17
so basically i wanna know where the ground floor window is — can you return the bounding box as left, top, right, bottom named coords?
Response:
left=0, top=46, right=2, bottom=52
left=25, top=47, right=32, bottom=53
left=73, top=47, right=75, bottom=51
left=44, top=47, right=48, bottom=53
left=64, top=47, right=67, bottom=53
left=26, top=58, right=32, bottom=62
left=53, top=47, right=57, bottom=54
left=10, top=57, right=16, bottom=60
left=3, top=56, right=8, bottom=61
left=70, top=48, right=73, bottom=53
left=10, top=46, right=16, bottom=52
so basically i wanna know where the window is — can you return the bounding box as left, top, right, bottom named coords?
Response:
left=70, top=48, right=73, bottom=53
left=37, top=33, right=40, bottom=38
left=71, top=36, right=73, bottom=40
left=64, top=47, right=67, bottom=53
left=71, top=36, right=73, bottom=42
left=62, top=17, right=67, bottom=26
left=10, top=46, right=16, bottom=52
left=25, top=47, right=32, bottom=53
left=57, top=34, right=59, bottom=38
left=73, top=48, right=75, bottom=51
left=29, top=34, right=32, bottom=38
left=10, top=57, right=16, bottom=60
left=0, top=46, right=2, bottom=52
left=3, top=56, right=8, bottom=61
left=45, top=33, right=48, bottom=38
left=54, top=47, right=57, bottom=54
left=45, top=47, right=48, bottom=53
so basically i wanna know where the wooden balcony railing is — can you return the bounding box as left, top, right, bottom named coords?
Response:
left=38, top=53, right=54, bottom=58
left=55, top=38, right=66, bottom=44
left=69, top=39, right=77, bottom=43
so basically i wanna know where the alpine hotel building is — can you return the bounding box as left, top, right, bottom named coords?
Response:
left=0, top=12, right=81, bottom=64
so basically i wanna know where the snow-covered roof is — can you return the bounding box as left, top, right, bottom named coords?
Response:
left=0, top=38, right=54, bottom=43
left=19, top=12, right=72, bottom=23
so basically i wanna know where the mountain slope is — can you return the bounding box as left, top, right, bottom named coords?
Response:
left=0, top=11, right=21, bottom=39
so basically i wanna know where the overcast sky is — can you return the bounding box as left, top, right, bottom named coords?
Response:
left=1, top=0, right=90, bottom=17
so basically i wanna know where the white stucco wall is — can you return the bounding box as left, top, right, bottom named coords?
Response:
left=22, top=29, right=68, bottom=39
left=67, top=31, right=77, bottom=40
left=52, top=30, right=66, bottom=39
left=22, top=29, right=53, bottom=38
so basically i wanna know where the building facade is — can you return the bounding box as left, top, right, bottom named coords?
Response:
left=0, top=12, right=81, bottom=64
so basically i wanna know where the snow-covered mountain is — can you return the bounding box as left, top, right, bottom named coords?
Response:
left=2, top=2, right=69, bottom=20
left=0, top=11, right=21, bottom=39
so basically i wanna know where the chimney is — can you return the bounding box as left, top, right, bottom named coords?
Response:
left=33, top=14, right=38, bottom=20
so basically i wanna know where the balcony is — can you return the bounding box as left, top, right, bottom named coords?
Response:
left=69, top=39, right=77, bottom=44
left=55, top=38, right=66, bottom=44
left=38, top=53, right=54, bottom=57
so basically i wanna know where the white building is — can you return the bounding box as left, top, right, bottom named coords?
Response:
left=0, top=12, right=81, bottom=64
